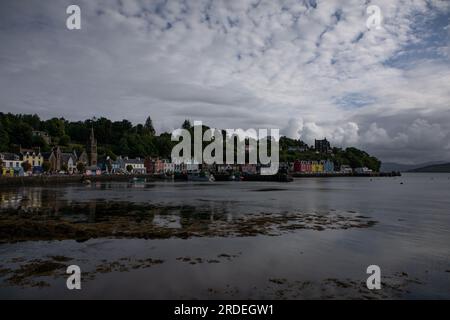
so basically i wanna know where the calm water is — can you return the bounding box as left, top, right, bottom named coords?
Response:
left=0, top=173, right=449, bottom=299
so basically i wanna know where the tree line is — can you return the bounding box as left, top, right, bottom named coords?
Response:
left=0, top=113, right=381, bottom=171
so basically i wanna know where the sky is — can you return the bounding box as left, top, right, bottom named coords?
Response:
left=0, top=0, right=449, bottom=164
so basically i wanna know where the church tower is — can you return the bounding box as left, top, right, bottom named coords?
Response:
left=87, top=127, right=97, bottom=166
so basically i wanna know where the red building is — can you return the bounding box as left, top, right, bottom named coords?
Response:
left=293, top=160, right=302, bottom=172
left=144, top=157, right=154, bottom=174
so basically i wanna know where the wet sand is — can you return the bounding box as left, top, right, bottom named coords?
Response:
left=0, top=201, right=377, bottom=242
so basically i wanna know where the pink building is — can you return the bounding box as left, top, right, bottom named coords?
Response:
left=300, top=161, right=312, bottom=173
left=241, top=164, right=257, bottom=174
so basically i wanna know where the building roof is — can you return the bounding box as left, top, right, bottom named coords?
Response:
left=41, top=152, right=52, bottom=160
left=61, top=153, right=76, bottom=163
left=86, top=165, right=100, bottom=170
left=124, top=158, right=144, bottom=164
left=0, top=152, right=20, bottom=161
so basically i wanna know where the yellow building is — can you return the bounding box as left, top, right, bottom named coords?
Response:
left=22, top=151, right=44, bottom=168
left=317, top=163, right=324, bottom=173
left=311, top=161, right=324, bottom=173
left=2, top=167, right=14, bottom=176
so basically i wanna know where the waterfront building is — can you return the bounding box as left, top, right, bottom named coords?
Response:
left=46, top=147, right=78, bottom=173
left=173, top=161, right=185, bottom=173
left=323, top=160, right=334, bottom=173
left=355, top=167, right=372, bottom=174
left=340, top=165, right=353, bottom=173
left=21, top=150, right=44, bottom=173
left=47, top=147, right=62, bottom=172
left=0, top=153, right=23, bottom=176
left=310, top=161, right=319, bottom=173
left=202, top=163, right=216, bottom=173
left=293, top=160, right=302, bottom=172
left=85, top=166, right=102, bottom=176
left=185, top=159, right=199, bottom=172
left=300, top=160, right=311, bottom=173
left=111, top=157, right=125, bottom=174
left=124, top=157, right=146, bottom=174
left=62, top=153, right=77, bottom=173
left=163, top=160, right=174, bottom=173
left=78, top=150, right=89, bottom=165
left=97, top=158, right=108, bottom=173
left=217, top=164, right=232, bottom=173
left=144, top=157, right=155, bottom=174
left=241, top=163, right=257, bottom=174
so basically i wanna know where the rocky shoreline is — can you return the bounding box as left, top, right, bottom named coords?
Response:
left=0, top=174, right=153, bottom=187
left=0, top=201, right=377, bottom=243
left=0, top=171, right=401, bottom=187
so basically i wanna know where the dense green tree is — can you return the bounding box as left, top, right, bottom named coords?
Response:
left=0, top=113, right=381, bottom=172
left=59, top=134, right=71, bottom=146
left=42, top=161, right=51, bottom=173
left=0, top=124, right=9, bottom=151
left=182, top=119, right=192, bottom=130
left=21, top=114, right=41, bottom=130
left=76, top=162, right=85, bottom=173
left=11, top=122, right=33, bottom=148
left=44, top=118, right=65, bottom=137
left=21, top=161, right=31, bottom=172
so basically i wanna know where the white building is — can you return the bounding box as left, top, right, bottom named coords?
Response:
left=185, top=159, right=200, bottom=172
left=123, top=157, right=146, bottom=174
left=0, top=153, right=24, bottom=176
left=163, top=160, right=174, bottom=173
left=340, top=165, right=353, bottom=173
left=354, top=167, right=372, bottom=174
left=61, top=153, right=77, bottom=173
left=0, top=153, right=22, bottom=169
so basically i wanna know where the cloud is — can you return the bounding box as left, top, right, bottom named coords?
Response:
left=0, top=0, right=449, bottom=164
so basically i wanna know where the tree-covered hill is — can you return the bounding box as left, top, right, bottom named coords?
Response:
left=409, top=163, right=450, bottom=173
left=0, top=113, right=381, bottom=171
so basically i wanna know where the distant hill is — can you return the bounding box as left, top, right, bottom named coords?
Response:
left=380, top=161, right=445, bottom=172
left=409, top=163, right=450, bottom=173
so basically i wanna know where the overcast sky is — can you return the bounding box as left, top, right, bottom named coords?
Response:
left=0, top=0, right=449, bottom=164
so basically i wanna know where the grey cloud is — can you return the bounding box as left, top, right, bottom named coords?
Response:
left=0, top=0, right=449, bottom=164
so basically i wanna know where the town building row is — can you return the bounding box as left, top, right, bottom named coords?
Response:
left=0, top=131, right=372, bottom=176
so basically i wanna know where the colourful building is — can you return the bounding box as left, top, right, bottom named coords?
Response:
left=293, top=160, right=301, bottom=172
left=300, top=161, right=312, bottom=173
left=0, top=153, right=23, bottom=176
left=310, top=161, right=320, bottom=173
left=22, top=151, right=44, bottom=169
left=144, top=157, right=155, bottom=174
left=323, top=160, right=334, bottom=173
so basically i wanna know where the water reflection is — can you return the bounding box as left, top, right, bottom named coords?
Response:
left=0, top=174, right=450, bottom=299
